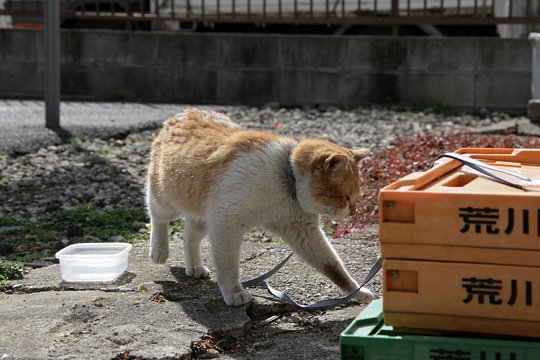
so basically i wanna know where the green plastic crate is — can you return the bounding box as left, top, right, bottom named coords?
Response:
left=340, top=299, right=540, bottom=360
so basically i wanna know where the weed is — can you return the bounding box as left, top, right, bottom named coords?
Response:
left=70, top=137, right=83, bottom=146
left=0, top=261, right=29, bottom=288
left=322, top=223, right=336, bottom=237
left=168, top=220, right=184, bottom=234
left=136, top=283, right=148, bottom=293
left=271, top=236, right=284, bottom=245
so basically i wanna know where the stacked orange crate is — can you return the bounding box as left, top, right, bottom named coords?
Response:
left=379, top=148, right=540, bottom=338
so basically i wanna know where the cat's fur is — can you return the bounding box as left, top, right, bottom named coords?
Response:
left=147, top=108, right=374, bottom=306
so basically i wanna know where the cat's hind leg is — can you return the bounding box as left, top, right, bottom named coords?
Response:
left=183, top=217, right=210, bottom=278
left=147, top=192, right=176, bottom=264
left=150, top=219, right=169, bottom=264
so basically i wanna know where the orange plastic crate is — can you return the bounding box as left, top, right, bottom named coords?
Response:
left=379, top=148, right=540, bottom=266
left=383, top=259, right=540, bottom=338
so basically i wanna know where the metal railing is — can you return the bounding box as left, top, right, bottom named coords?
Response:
left=1, top=0, right=540, bottom=29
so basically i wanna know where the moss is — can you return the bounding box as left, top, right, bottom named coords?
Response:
left=38, top=208, right=148, bottom=242
left=0, top=208, right=149, bottom=262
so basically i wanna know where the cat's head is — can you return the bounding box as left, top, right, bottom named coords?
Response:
left=291, top=139, right=370, bottom=218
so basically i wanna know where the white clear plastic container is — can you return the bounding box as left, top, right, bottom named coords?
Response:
left=55, top=242, right=132, bottom=282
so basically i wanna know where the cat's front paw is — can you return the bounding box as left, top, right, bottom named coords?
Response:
left=353, top=287, right=374, bottom=304
left=185, top=265, right=210, bottom=278
left=223, top=289, right=253, bottom=307
left=150, top=247, right=169, bottom=264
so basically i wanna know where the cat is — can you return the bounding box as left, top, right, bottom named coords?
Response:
left=147, top=108, right=374, bottom=306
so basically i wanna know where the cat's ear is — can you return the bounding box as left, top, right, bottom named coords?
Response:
left=323, top=154, right=349, bottom=172
left=351, top=148, right=370, bottom=163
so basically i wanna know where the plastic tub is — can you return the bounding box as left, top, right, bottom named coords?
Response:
left=55, top=242, right=132, bottom=282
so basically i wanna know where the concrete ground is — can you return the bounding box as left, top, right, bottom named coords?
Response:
left=1, top=234, right=382, bottom=359
left=0, top=100, right=235, bottom=154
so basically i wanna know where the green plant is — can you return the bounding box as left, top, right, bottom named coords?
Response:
left=70, top=137, right=83, bottom=145
left=168, top=219, right=184, bottom=234
left=39, top=208, right=148, bottom=242
left=136, top=283, right=148, bottom=293
left=0, top=261, right=29, bottom=288
left=0, top=208, right=149, bottom=262
left=271, top=236, right=284, bottom=245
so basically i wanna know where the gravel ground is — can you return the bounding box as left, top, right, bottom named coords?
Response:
left=0, top=105, right=506, bottom=266
left=0, top=104, right=505, bottom=284
left=0, top=105, right=500, bottom=221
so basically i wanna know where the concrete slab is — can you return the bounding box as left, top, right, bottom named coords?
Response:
left=0, top=290, right=207, bottom=359
left=473, top=117, right=540, bottom=136
left=1, top=232, right=381, bottom=359
left=1, top=240, right=252, bottom=358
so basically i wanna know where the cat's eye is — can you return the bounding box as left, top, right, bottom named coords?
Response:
left=345, top=195, right=351, bottom=201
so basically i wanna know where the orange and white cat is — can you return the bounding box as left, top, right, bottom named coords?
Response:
left=147, top=108, right=374, bottom=306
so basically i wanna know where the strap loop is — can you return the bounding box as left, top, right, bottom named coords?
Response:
left=436, top=152, right=530, bottom=190
left=241, top=254, right=383, bottom=310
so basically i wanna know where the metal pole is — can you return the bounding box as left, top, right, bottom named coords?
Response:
left=44, top=0, right=60, bottom=129
left=391, top=0, right=399, bottom=36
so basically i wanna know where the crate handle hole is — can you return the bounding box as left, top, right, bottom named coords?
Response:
left=442, top=173, right=478, bottom=187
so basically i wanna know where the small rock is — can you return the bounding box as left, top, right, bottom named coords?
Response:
left=253, top=340, right=274, bottom=349
left=529, top=99, right=540, bottom=124
left=289, top=315, right=301, bottom=324
left=16, top=244, right=30, bottom=252
left=133, top=221, right=147, bottom=228
left=54, top=238, right=70, bottom=251
left=203, top=349, right=221, bottom=359
left=66, top=225, right=84, bottom=238
left=84, top=235, right=101, bottom=242
left=45, top=202, right=62, bottom=212
left=42, top=256, right=60, bottom=264
left=0, top=226, right=26, bottom=236
left=110, top=235, right=124, bottom=242
left=83, top=155, right=107, bottom=166
left=107, top=335, right=131, bottom=346
left=23, top=261, right=53, bottom=268
left=0, top=242, right=14, bottom=255
left=518, top=120, right=540, bottom=136
left=29, top=242, right=43, bottom=251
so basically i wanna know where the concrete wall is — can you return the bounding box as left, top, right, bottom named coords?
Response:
left=0, top=29, right=532, bottom=112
